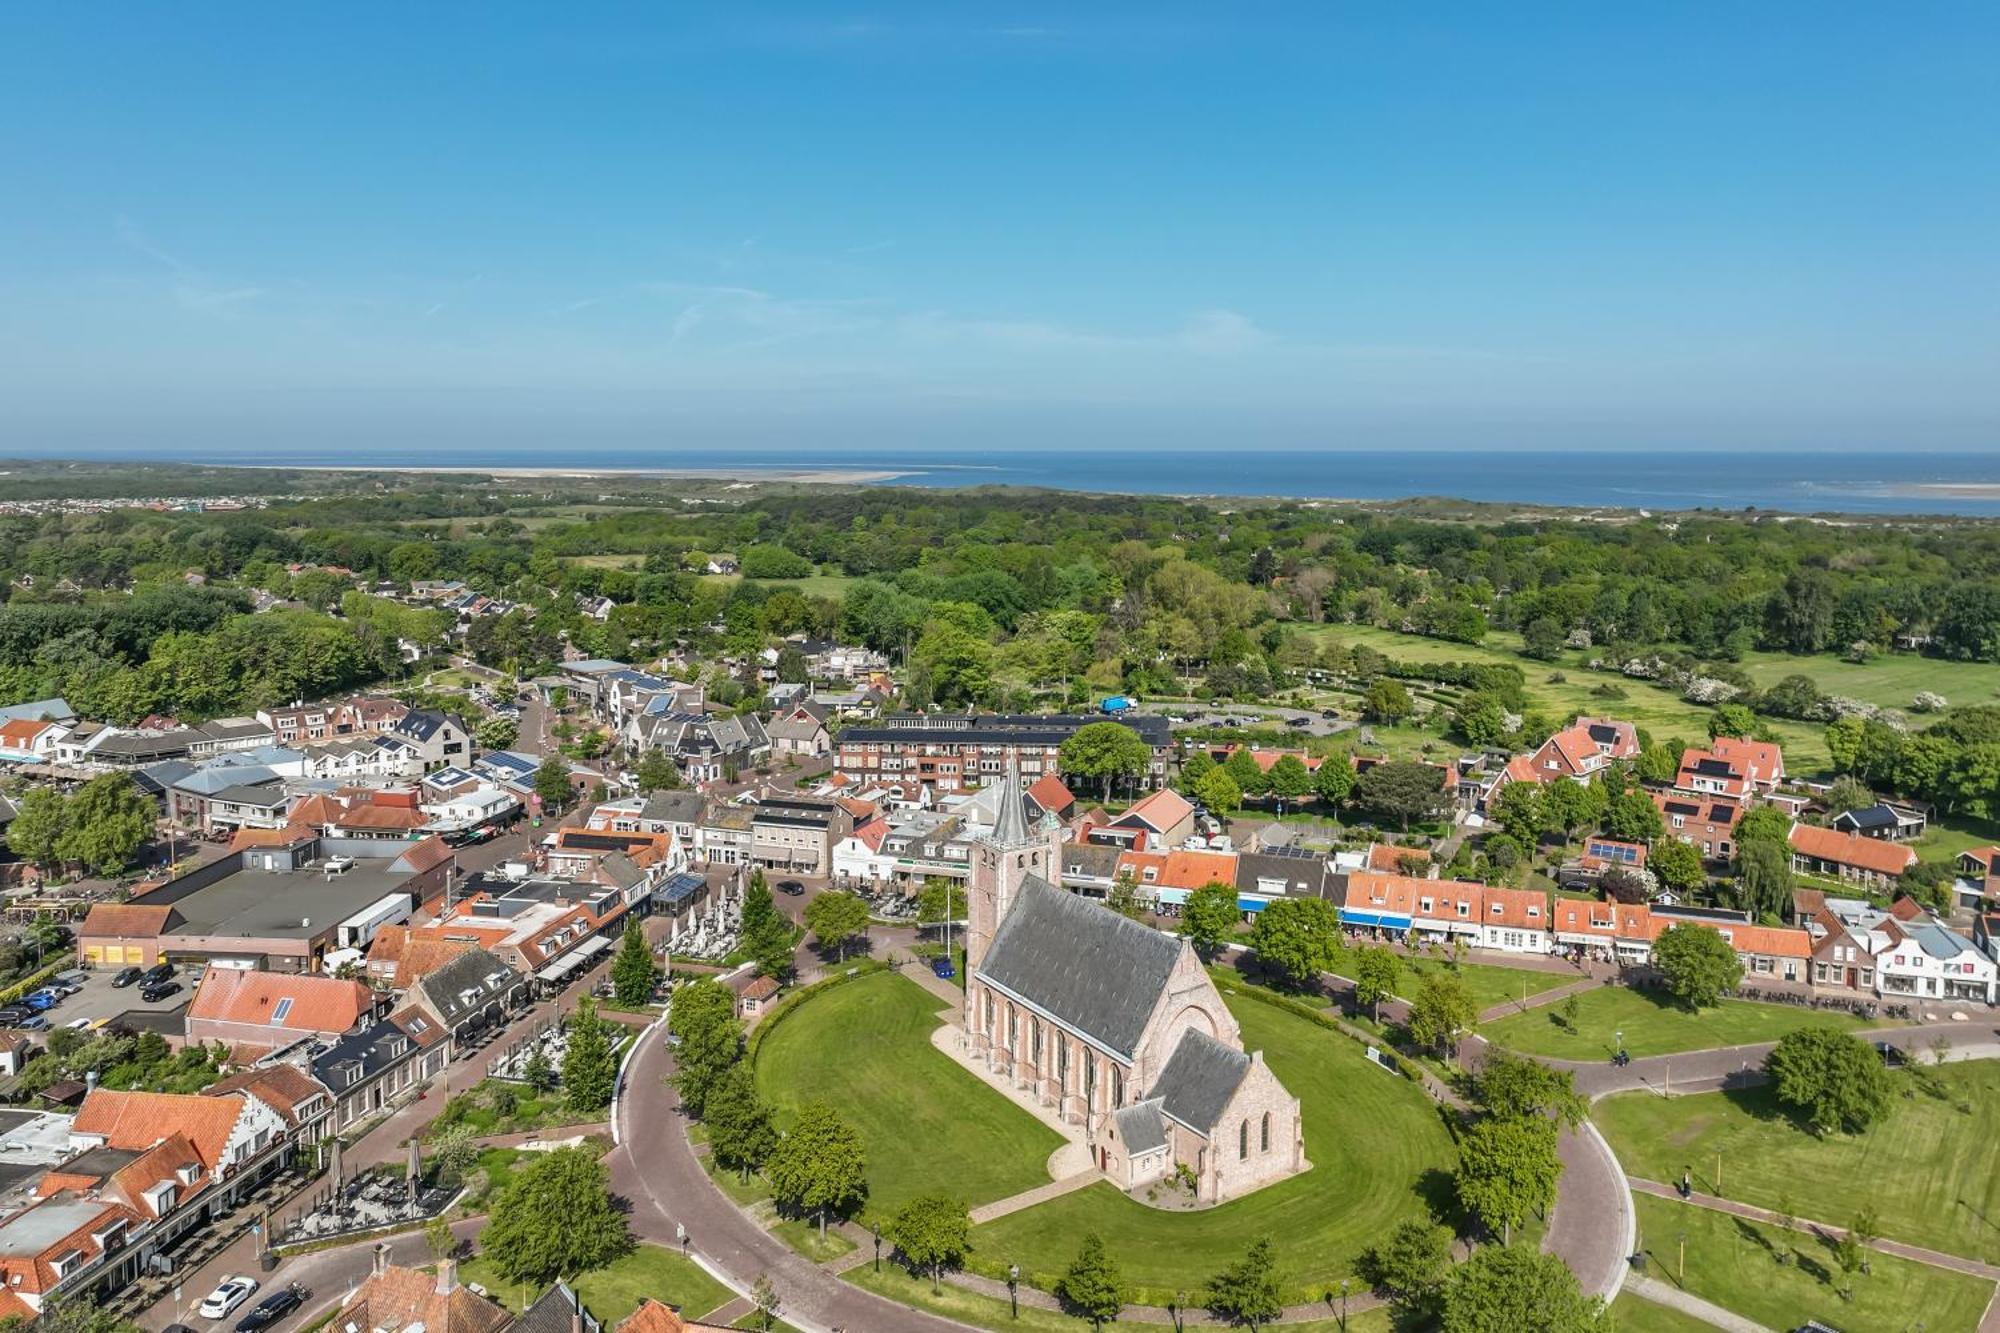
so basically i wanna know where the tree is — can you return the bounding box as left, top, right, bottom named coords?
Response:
left=55, top=774, right=153, bottom=876
left=1602, top=789, right=1664, bottom=844
left=1206, top=1237, right=1283, bottom=1331
left=425, top=1214, right=457, bottom=1261
left=750, top=1274, right=782, bottom=1333
left=475, top=716, right=519, bottom=751
left=522, top=1046, right=556, bottom=1095
left=1194, top=767, right=1243, bottom=819
left=1476, top=1050, right=1586, bottom=1128
left=917, top=877, right=965, bottom=929
left=1358, top=760, right=1450, bottom=831
left=1364, top=1218, right=1453, bottom=1319
left=1176, top=750, right=1216, bottom=796
left=1765, top=1027, right=1896, bottom=1136
left=1734, top=836, right=1792, bottom=920
left=1058, top=721, right=1152, bottom=802
left=1545, top=777, right=1606, bottom=840
left=1651, top=923, right=1743, bottom=1008
left=533, top=758, right=572, bottom=812
left=1179, top=881, right=1241, bottom=958
left=1248, top=897, right=1343, bottom=990
left=635, top=750, right=681, bottom=792
left=741, top=872, right=796, bottom=979
left=1709, top=702, right=1758, bottom=740
left=560, top=996, right=617, bottom=1113
left=1651, top=838, right=1705, bottom=896
left=1352, top=945, right=1401, bottom=1022
left=1442, top=1244, right=1604, bottom=1333
left=1735, top=803, right=1792, bottom=847
left=1489, top=782, right=1548, bottom=850
left=1456, top=693, right=1513, bottom=749
left=1054, top=1232, right=1125, bottom=1329
left=1314, top=757, right=1355, bottom=809
left=482, top=1146, right=633, bottom=1285
left=1364, top=678, right=1414, bottom=723
left=29, top=1295, right=144, bottom=1333
left=1265, top=754, right=1313, bottom=809
left=889, top=1190, right=971, bottom=1293
left=705, top=1062, right=778, bottom=1181
left=1407, top=971, right=1477, bottom=1057
left=804, top=890, right=870, bottom=961
left=1635, top=741, right=1680, bottom=786
left=1454, top=1114, right=1561, bottom=1245
left=668, top=977, right=742, bottom=1118
left=5, top=787, right=67, bottom=874
left=609, top=917, right=660, bottom=1006
left=766, top=1099, right=868, bottom=1238
left=428, top=1121, right=480, bottom=1183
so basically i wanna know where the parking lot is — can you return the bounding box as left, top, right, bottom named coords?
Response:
left=10, top=965, right=192, bottom=1034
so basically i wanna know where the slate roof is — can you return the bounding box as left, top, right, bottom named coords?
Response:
left=1154, top=1028, right=1251, bottom=1134
left=641, top=790, right=706, bottom=824
left=1112, top=1100, right=1169, bottom=1155
left=1835, top=804, right=1899, bottom=832
left=516, top=1283, right=600, bottom=1333
left=976, top=874, right=1182, bottom=1059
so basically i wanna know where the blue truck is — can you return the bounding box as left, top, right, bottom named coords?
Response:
left=1098, top=695, right=1136, bottom=715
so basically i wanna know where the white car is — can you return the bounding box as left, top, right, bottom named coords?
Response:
left=197, top=1276, right=259, bottom=1320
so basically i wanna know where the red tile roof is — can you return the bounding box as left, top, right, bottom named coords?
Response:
left=1366, top=843, right=1431, bottom=873
left=1025, top=772, right=1076, bottom=814
left=78, top=903, right=176, bottom=939
left=1118, top=788, right=1195, bottom=833
left=1788, top=823, right=1918, bottom=878
left=71, top=1089, right=244, bottom=1175
left=187, top=966, right=372, bottom=1035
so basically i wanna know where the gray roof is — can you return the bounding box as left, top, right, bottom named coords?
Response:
left=976, top=875, right=1183, bottom=1059
left=641, top=789, right=705, bottom=824
left=1154, top=1028, right=1251, bottom=1134
left=987, top=758, right=1030, bottom=847
left=1112, top=1100, right=1169, bottom=1155
left=0, top=698, right=73, bottom=726
left=416, top=947, right=523, bottom=1025
left=515, top=1284, right=599, bottom=1333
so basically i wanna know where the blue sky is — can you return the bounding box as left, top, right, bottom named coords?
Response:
left=1, top=3, right=1996, bottom=456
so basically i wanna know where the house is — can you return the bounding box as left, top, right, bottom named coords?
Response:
left=1549, top=898, right=1809, bottom=979
left=1710, top=737, right=1785, bottom=792
left=1478, top=885, right=1552, bottom=955
left=1090, top=789, right=1196, bottom=852
left=1024, top=773, right=1077, bottom=822
left=1364, top=842, right=1432, bottom=875
left=1805, top=892, right=1995, bottom=1003
left=616, top=1297, right=734, bottom=1333
left=1959, top=847, right=2000, bottom=908
left=0, top=718, right=68, bottom=765
left=205, top=1064, right=334, bottom=1148
left=1233, top=847, right=1338, bottom=906
left=747, top=794, right=852, bottom=875
left=1675, top=747, right=1753, bottom=801
left=405, top=948, right=527, bottom=1055
left=1831, top=803, right=1927, bottom=842
left=1520, top=717, right=1640, bottom=783
left=402, top=874, right=629, bottom=988
left=333, top=1248, right=512, bottom=1333
left=766, top=705, right=831, bottom=759
left=963, top=766, right=1305, bottom=1204
left=835, top=713, right=1171, bottom=797
left=311, top=1011, right=450, bottom=1133
left=629, top=711, right=769, bottom=784
left=185, top=966, right=379, bottom=1055
left=1788, top=823, right=1916, bottom=892
left=1653, top=792, right=1743, bottom=861
left=1794, top=889, right=1881, bottom=994
left=737, top=975, right=779, bottom=1018
left=391, top=710, right=471, bottom=771
left=1112, top=847, right=1240, bottom=910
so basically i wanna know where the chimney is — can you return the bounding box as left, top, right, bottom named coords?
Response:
left=435, top=1258, right=457, bottom=1295
left=568, top=1286, right=583, bottom=1333
left=372, top=1240, right=391, bottom=1277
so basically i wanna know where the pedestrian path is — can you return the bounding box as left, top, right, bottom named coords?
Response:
left=1624, top=1274, right=1776, bottom=1333
left=1477, top=974, right=1597, bottom=1024
left=1628, top=1177, right=2000, bottom=1280
left=968, top=1168, right=1102, bottom=1224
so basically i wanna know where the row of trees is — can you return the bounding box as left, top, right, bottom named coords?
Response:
left=6, top=773, right=155, bottom=878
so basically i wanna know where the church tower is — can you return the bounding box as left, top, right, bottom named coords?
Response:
left=965, top=756, right=1064, bottom=983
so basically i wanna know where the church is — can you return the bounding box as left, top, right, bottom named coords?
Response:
left=962, top=765, right=1307, bottom=1204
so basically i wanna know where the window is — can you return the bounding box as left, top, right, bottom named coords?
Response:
left=271, top=997, right=294, bottom=1024
left=1419, top=898, right=1433, bottom=914
left=1456, top=902, right=1469, bottom=918
left=1085, top=1051, right=1097, bottom=1112
left=1261, top=1112, right=1271, bottom=1153
left=1239, top=1120, right=1249, bottom=1160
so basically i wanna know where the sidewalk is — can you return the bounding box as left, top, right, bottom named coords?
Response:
left=1625, top=1273, right=1776, bottom=1333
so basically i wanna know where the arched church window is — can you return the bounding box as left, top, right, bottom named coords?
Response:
left=1261, top=1112, right=1271, bottom=1153
left=1239, top=1120, right=1249, bottom=1160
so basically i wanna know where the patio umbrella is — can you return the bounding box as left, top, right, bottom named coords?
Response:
left=407, top=1138, right=422, bottom=1204
left=328, top=1137, right=344, bottom=1193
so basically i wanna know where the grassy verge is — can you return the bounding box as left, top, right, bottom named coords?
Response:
left=1631, top=1191, right=1992, bottom=1333
left=458, top=1243, right=735, bottom=1325
left=1481, top=983, right=1886, bottom=1060
left=1607, top=1291, right=1716, bottom=1332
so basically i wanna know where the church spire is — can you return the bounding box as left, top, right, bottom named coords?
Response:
left=987, top=752, right=1033, bottom=848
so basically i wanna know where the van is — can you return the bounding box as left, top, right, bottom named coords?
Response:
left=140, top=962, right=174, bottom=986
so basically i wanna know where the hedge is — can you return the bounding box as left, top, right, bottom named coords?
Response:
left=1212, top=972, right=1426, bottom=1082
left=743, top=958, right=891, bottom=1064
left=0, top=959, right=72, bottom=1008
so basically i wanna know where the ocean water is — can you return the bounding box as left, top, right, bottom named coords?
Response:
left=27, top=445, right=2000, bottom=517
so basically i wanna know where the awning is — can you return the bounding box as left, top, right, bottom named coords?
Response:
left=534, top=933, right=614, bottom=983
left=1155, top=888, right=1190, bottom=906
left=1340, top=908, right=1412, bottom=931
left=1237, top=895, right=1273, bottom=913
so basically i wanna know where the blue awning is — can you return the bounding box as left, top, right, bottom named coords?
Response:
left=1237, top=895, right=1272, bottom=913
left=1340, top=908, right=1412, bottom=931
left=1156, top=888, right=1190, bottom=906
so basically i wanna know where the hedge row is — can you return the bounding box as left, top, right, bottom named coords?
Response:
left=742, top=958, right=891, bottom=1064
left=1213, top=974, right=1425, bottom=1082
left=0, top=959, right=72, bottom=1008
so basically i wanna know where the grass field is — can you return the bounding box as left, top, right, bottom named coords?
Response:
left=970, top=992, right=1458, bottom=1305
left=1599, top=1062, right=2000, bottom=1264
left=697, top=572, right=862, bottom=598
left=459, top=1243, right=736, bottom=1324
left=845, top=1263, right=1390, bottom=1333
left=1401, top=955, right=1578, bottom=1016
left=1734, top=648, right=2000, bottom=712
left=1304, top=625, right=1836, bottom=773
left=559, top=553, right=648, bottom=569
left=752, top=971, right=1064, bottom=1216
left=1607, top=1291, right=1713, bottom=1332
left=1631, top=1191, right=1993, bottom=1333
left=1481, top=983, right=1884, bottom=1060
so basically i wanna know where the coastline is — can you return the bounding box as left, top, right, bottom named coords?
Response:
left=272, top=464, right=919, bottom=485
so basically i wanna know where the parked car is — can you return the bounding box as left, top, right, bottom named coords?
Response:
left=930, top=955, right=956, bottom=980
left=140, top=980, right=183, bottom=1004
left=63, top=1017, right=95, bottom=1031
left=777, top=880, right=805, bottom=896
left=197, top=1276, right=259, bottom=1320
left=0, top=1007, right=30, bottom=1027
left=234, top=1285, right=306, bottom=1332
left=16, top=1015, right=48, bottom=1032
left=112, top=966, right=144, bottom=988
left=20, top=992, right=57, bottom=1013
left=141, top=962, right=175, bottom=985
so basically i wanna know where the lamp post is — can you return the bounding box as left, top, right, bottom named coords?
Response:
left=1678, top=1230, right=1687, bottom=1284
left=1338, top=1277, right=1350, bottom=1331
left=872, top=1221, right=881, bottom=1274
left=1615, top=1028, right=1624, bottom=1060
left=675, top=1221, right=688, bottom=1254
left=1175, top=1289, right=1190, bottom=1333
left=1007, top=1263, right=1019, bottom=1320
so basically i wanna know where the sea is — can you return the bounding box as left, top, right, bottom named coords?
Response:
left=34, top=445, right=2000, bottom=518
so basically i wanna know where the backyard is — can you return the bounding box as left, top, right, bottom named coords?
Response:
left=1599, top=1060, right=2000, bottom=1264
left=1630, top=1191, right=1993, bottom=1333
left=969, top=989, right=1459, bottom=1306
left=751, top=969, right=1066, bottom=1216
left=1480, top=982, right=1885, bottom=1061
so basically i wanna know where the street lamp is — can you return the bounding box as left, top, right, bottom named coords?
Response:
left=1007, top=1263, right=1019, bottom=1320
left=1176, top=1288, right=1189, bottom=1333
left=872, top=1221, right=881, bottom=1274
left=675, top=1221, right=688, bottom=1253
left=1338, top=1277, right=1350, bottom=1331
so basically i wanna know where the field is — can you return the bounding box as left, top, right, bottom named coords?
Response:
left=1480, top=983, right=1884, bottom=1060
left=751, top=970, right=1065, bottom=1216
left=697, top=572, right=862, bottom=598
left=1733, top=648, right=2000, bottom=712
left=458, top=1243, right=736, bottom=1324
left=969, top=990, right=1458, bottom=1305
left=1599, top=1061, right=2000, bottom=1263
left=1401, top=955, right=1578, bottom=1016
left=1630, top=1191, right=1993, bottom=1333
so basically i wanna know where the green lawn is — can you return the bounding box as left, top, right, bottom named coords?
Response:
left=1401, top=955, right=1577, bottom=1016
left=1481, top=983, right=1884, bottom=1060
left=752, top=970, right=1065, bottom=1216
left=970, top=992, right=1458, bottom=1306
left=1734, top=647, right=2000, bottom=713
left=844, top=1264, right=1389, bottom=1333
left=459, top=1243, right=736, bottom=1325
left=1607, top=1290, right=1713, bottom=1332
left=1631, top=1191, right=1993, bottom=1333
left=697, top=572, right=862, bottom=598
left=1600, top=1062, right=2000, bottom=1264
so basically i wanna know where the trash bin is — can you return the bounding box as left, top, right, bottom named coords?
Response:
left=1629, top=1251, right=1648, bottom=1276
